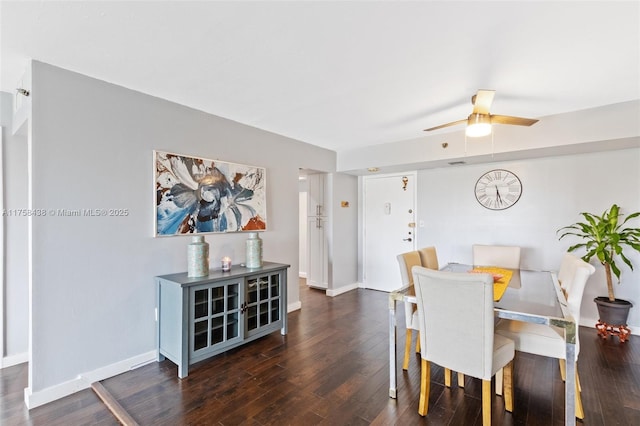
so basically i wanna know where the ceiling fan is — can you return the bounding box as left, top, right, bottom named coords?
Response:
left=424, top=90, right=539, bottom=137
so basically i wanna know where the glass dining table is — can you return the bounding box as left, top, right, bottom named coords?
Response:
left=388, top=263, right=578, bottom=426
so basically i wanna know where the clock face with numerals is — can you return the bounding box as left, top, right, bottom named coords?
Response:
left=474, top=169, right=522, bottom=210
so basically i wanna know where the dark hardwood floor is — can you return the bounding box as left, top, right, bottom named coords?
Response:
left=2, top=280, right=639, bottom=425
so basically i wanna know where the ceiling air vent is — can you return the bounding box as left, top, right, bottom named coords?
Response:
left=448, top=161, right=466, bottom=166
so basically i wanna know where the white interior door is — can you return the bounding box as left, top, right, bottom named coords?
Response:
left=363, top=172, right=416, bottom=292
left=0, top=127, right=4, bottom=366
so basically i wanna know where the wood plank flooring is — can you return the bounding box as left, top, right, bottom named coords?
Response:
left=1, top=279, right=639, bottom=425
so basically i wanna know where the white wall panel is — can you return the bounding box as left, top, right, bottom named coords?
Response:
left=416, top=149, right=640, bottom=330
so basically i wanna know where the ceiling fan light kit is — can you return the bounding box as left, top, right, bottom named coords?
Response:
left=465, top=113, right=492, bottom=137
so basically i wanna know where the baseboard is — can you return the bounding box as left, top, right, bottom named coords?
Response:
left=298, top=272, right=307, bottom=278
left=24, top=350, right=157, bottom=409
left=288, top=300, right=302, bottom=312
left=326, top=282, right=360, bottom=297
left=579, top=317, right=596, bottom=329
left=24, top=377, right=86, bottom=410
left=1, top=352, right=28, bottom=369
left=81, top=350, right=156, bottom=384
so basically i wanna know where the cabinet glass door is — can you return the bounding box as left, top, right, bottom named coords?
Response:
left=193, top=289, right=209, bottom=351
left=191, top=281, right=241, bottom=356
left=246, top=272, right=281, bottom=336
left=270, top=274, right=280, bottom=322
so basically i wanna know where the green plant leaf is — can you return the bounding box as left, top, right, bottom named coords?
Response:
left=557, top=204, right=640, bottom=298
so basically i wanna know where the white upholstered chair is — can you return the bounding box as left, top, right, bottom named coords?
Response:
left=495, top=255, right=595, bottom=419
left=398, top=248, right=466, bottom=385
left=473, top=244, right=521, bottom=269
left=396, top=247, right=439, bottom=371
left=557, top=252, right=582, bottom=295
left=412, top=267, right=515, bottom=424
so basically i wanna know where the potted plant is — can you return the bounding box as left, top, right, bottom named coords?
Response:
left=557, top=204, right=640, bottom=341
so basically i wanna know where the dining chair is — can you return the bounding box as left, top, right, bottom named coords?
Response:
left=556, top=252, right=584, bottom=378
left=416, top=246, right=467, bottom=386
left=495, top=256, right=595, bottom=419
left=557, top=252, right=581, bottom=295
left=412, top=267, right=515, bottom=424
left=396, top=250, right=424, bottom=371
left=418, top=246, right=439, bottom=270
left=398, top=248, right=465, bottom=385
left=473, top=244, right=521, bottom=269
left=472, top=244, right=521, bottom=394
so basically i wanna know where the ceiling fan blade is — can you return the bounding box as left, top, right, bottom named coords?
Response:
left=490, top=115, right=539, bottom=126
left=471, top=90, right=495, bottom=115
left=424, top=119, right=467, bottom=132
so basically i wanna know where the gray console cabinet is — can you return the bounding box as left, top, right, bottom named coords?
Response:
left=156, top=261, right=289, bottom=378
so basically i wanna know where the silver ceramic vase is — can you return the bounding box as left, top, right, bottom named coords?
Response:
left=187, top=235, right=209, bottom=277
left=245, top=232, right=263, bottom=268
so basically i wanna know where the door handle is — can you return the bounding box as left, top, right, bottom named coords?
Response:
left=403, top=238, right=412, bottom=242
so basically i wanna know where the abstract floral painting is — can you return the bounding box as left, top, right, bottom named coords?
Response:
left=155, top=151, right=267, bottom=236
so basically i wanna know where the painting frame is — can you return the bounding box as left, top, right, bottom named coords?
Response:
left=154, top=150, right=267, bottom=237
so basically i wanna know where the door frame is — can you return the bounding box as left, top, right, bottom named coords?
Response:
left=1, top=127, right=5, bottom=367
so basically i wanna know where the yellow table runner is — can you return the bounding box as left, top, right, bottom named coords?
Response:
left=469, top=267, right=513, bottom=301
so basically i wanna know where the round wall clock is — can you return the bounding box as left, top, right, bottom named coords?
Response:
left=474, top=169, right=522, bottom=210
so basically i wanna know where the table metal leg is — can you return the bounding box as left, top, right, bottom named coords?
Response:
left=564, top=331, right=577, bottom=426
left=389, top=297, right=397, bottom=398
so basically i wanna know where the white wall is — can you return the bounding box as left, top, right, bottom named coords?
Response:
left=415, top=149, right=640, bottom=331
left=26, top=61, right=336, bottom=406
left=327, top=173, right=359, bottom=293
left=0, top=91, right=29, bottom=366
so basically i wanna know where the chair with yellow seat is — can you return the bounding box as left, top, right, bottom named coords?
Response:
left=495, top=255, right=595, bottom=419
left=412, top=266, right=515, bottom=424
left=472, top=243, right=521, bottom=394
left=396, top=249, right=435, bottom=370
left=418, top=246, right=439, bottom=270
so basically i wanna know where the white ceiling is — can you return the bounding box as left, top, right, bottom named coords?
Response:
left=1, top=1, right=639, bottom=153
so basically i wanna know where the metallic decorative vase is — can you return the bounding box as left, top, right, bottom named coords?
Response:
left=245, top=232, right=263, bottom=269
left=187, top=235, right=209, bottom=277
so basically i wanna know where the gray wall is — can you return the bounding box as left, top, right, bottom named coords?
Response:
left=28, top=61, right=336, bottom=398
left=415, top=149, right=640, bottom=330
left=1, top=91, right=29, bottom=364
left=328, top=173, right=358, bottom=290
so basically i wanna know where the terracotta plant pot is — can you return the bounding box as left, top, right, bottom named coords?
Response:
left=594, top=297, right=633, bottom=326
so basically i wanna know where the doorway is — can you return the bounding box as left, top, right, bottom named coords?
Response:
left=363, top=172, right=417, bottom=292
